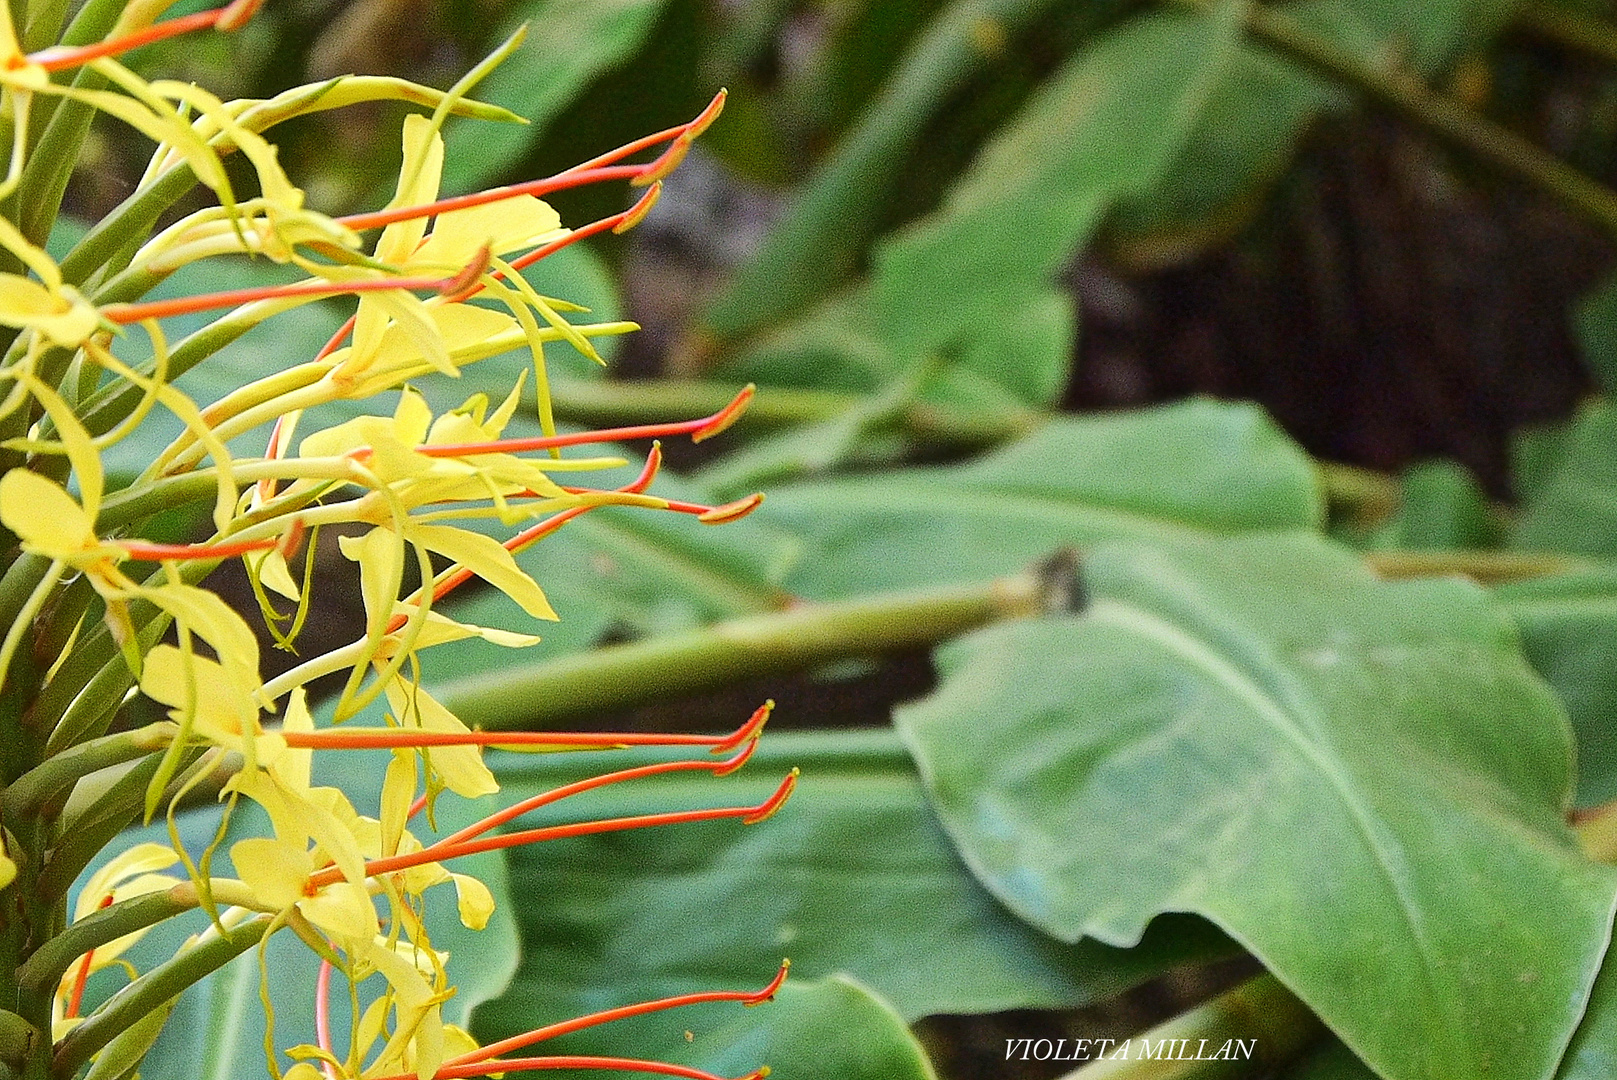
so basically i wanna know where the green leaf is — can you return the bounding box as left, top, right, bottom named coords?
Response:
left=1575, top=271, right=1617, bottom=396
left=1496, top=567, right=1617, bottom=806
left=1365, top=459, right=1498, bottom=552
left=702, top=0, right=1070, bottom=338
left=722, top=1, right=1242, bottom=411
left=473, top=730, right=1235, bottom=1033
left=869, top=2, right=1241, bottom=365
left=1285, top=942, right=1617, bottom=1079
left=1513, top=401, right=1617, bottom=558
left=1111, top=0, right=1525, bottom=264
left=439, top=0, right=673, bottom=194
left=755, top=399, right=1322, bottom=598
left=895, top=532, right=1617, bottom=1080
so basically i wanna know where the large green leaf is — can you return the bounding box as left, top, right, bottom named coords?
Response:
left=896, top=532, right=1617, bottom=1080
left=755, top=398, right=1322, bottom=598
left=1512, top=401, right=1617, bottom=558
left=473, top=730, right=1235, bottom=1033
left=723, top=1, right=1242, bottom=412
left=1496, top=568, right=1617, bottom=807
left=438, top=0, right=672, bottom=194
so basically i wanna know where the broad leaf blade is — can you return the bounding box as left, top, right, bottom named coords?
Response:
left=757, top=399, right=1322, bottom=598
left=896, top=532, right=1617, bottom=1080
left=474, top=730, right=1235, bottom=1027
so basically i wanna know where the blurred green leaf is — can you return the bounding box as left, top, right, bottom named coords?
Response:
left=1365, top=459, right=1498, bottom=551
left=1112, top=0, right=1526, bottom=264
left=1575, top=270, right=1617, bottom=395
left=755, top=398, right=1321, bottom=598
left=896, top=532, right=1616, bottom=1080
left=439, top=0, right=673, bottom=195
left=1513, top=401, right=1617, bottom=557
left=703, top=0, right=1069, bottom=338
left=722, top=1, right=1243, bottom=413
left=473, top=730, right=1235, bottom=1033
left=1497, top=567, right=1617, bottom=806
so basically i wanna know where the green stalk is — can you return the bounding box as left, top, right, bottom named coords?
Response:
left=1055, top=973, right=1322, bottom=1080
left=50, top=917, right=272, bottom=1080
left=15, top=890, right=195, bottom=997
left=441, top=573, right=1047, bottom=729
left=2, top=723, right=176, bottom=822
left=1244, top=2, right=1617, bottom=238
left=1362, top=550, right=1584, bottom=585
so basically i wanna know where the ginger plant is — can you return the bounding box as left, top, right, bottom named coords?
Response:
left=0, top=3, right=793, bottom=1078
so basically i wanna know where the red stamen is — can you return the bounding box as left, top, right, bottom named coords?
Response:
left=436, top=738, right=762, bottom=853
left=118, top=536, right=278, bottom=561
left=65, top=894, right=116, bottom=1019
left=632, top=90, right=728, bottom=188
left=28, top=0, right=263, bottom=72
left=337, top=165, right=645, bottom=233
left=453, top=961, right=788, bottom=1066
left=383, top=445, right=663, bottom=633
left=102, top=271, right=467, bottom=324
left=374, top=1055, right=765, bottom=1080
left=414, top=386, right=753, bottom=458
left=562, top=91, right=728, bottom=176
left=310, top=770, right=797, bottom=888
left=312, top=314, right=356, bottom=362
left=315, top=957, right=339, bottom=1080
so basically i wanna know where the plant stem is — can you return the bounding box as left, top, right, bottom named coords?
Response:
left=441, top=573, right=1049, bottom=730
left=1054, top=972, right=1323, bottom=1080
left=15, top=890, right=195, bottom=997
left=2, top=723, right=176, bottom=822
left=1244, top=3, right=1617, bottom=238
left=50, top=916, right=272, bottom=1080
left=1362, top=550, right=1584, bottom=585
left=1514, top=3, right=1617, bottom=67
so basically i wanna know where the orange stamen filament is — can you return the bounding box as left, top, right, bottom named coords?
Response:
left=435, top=738, right=762, bottom=853
left=414, top=387, right=752, bottom=459
left=118, top=536, right=277, bottom=561
left=65, top=894, right=116, bottom=1018
left=102, top=270, right=467, bottom=324
left=282, top=700, right=773, bottom=757
left=454, top=962, right=789, bottom=1067
left=384, top=446, right=663, bottom=634
left=308, top=769, right=796, bottom=890
left=28, top=0, right=262, bottom=72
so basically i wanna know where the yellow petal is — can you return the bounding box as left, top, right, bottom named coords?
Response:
left=414, top=195, right=565, bottom=268
left=450, top=872, right=494, bottom=931
left=383, top=682, right=498, bottom=798
left=78, top=842, right=180, bottom=920
left=230, top=836, right=312, bottom=910
left=0, top=274, right=98, bottom=346
left=139, top=645, right=257, bottom=742
left=0, top=469, right=93, bottom=556
left=0, top=853, right=15, bottom=892
left=298, top=881, right=378, bottom=944
left=412, top=524, right=557, bottom=621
